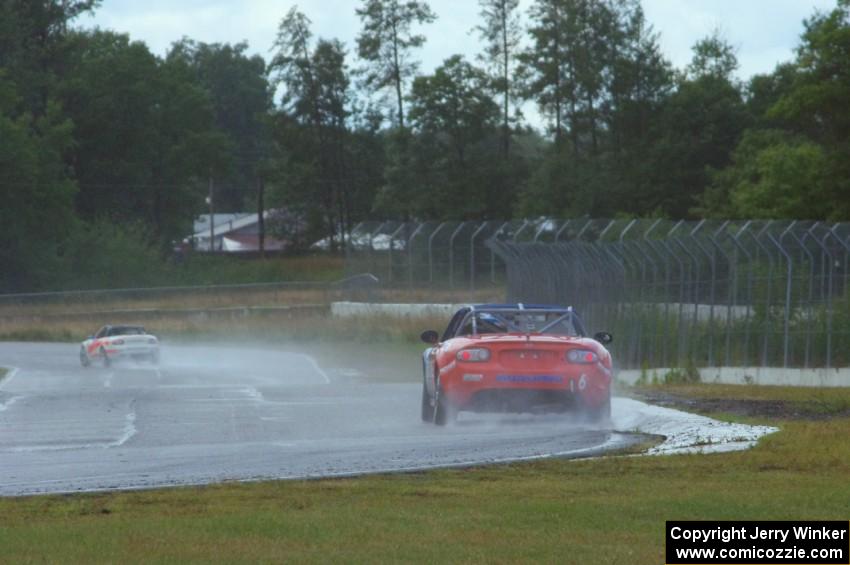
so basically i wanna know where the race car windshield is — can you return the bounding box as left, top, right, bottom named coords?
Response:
left=109, top=327, right=146, bottom=336
left=458, top=310, right=580, bottom=337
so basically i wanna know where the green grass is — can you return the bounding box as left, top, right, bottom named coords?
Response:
left=2, top=386, right=850, bottom=563
left=0, top=367, right=7, bottom=381
left=630, top=382, right=850, bottom=419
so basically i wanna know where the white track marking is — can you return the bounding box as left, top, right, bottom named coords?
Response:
left=300, top=354, right=331, bottom=384
left=0, top=395, right=22, bottom=412
left=241, top=387, right=264, bottom=401
left=0, top=367, right=19, bottom=390
left=2, top=408, right=137, bottom=453
left=0, top=368, right=22, bottom=412
left=112, top=409, right=137, bottom=447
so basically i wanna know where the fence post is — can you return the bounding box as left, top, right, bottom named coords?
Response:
left=746, top=223, right=776, bottom=367
left=644, top=221, right=672, bottom=367
left=428, top=223, right=447, bottom=284
left=709, top=222, right=735, bottom=367
left=369, top=222, right=387, bottom=278
left=809, top=226, right=837, bottom=369
left=576, top=220, right=594, bottom=241
left=790, top=229, right=816, bottom=368
left=767, top=231, right=794, bottom=368
left=513, top=220, right=530, bottom=242
left=554, top=220, right=572, bottom=242
left=469, top=221, right=489, bottom=292
left=491, top=221, right=511, bottom=284
left=449, top=222, right=468, bottom=289
left=407, top=222, right=427, bottom=288
left=345, top=222, right=363, bottom=276
left=387, top=223, right=406, bottom=284
left=829, top=224, right=850, bottom=296
left=533, top=221, right=549, bottom=242
left=688, top=227, right=717, bottom=367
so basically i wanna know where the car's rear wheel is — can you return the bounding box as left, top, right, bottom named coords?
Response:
left=100, top=347, right=111, bottom=368
left=79, top=347, right=90, bottom=368
left=421, top=379, right=434, bottom=422
left=433, top=377, right=457, bottom=426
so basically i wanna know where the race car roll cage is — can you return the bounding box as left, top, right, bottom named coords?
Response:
left=454, top=304, right=587, bottom=338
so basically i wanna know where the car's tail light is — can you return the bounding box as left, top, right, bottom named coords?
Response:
left=148, top=337, right=157, bottom=344
left=113, top=339, right=125, bottom=345
left=457, top=348, right=491, bottom=362
left=566, top=349, right=598, bottom=364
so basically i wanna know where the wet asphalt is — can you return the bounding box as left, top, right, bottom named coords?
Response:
left=0, top=342, right=637, bottom=496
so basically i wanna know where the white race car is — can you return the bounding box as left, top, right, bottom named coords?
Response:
left=80, top=325, right=160, bottom=367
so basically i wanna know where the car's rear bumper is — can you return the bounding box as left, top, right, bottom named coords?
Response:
left=103, top=346, right=158, bottom=359
left=464, top=388, right=577, bottom=413
left=443, top=367, right=610, bottom=411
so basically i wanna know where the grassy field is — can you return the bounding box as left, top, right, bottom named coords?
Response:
left=0, top=277, right=503, bottom=343
left=1, top=384, right=849, bottom=563
left=0, top=310, right=454, bottom=352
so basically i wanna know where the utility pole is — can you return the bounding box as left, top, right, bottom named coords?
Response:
left=208, top=171, right=215, bottom=252
left=257, top=176, right=266, bottom=259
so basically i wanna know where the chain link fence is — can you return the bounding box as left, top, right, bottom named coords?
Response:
left=487, top=219, right=850, bottom=370
left=3, top=218, right=848, bottom=372
left=341, top=220, right=567, bottom=290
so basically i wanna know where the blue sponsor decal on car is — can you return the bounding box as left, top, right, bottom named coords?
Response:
left=496, top=375, right=564, bottom=384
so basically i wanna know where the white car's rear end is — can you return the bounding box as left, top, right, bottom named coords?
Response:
left=102, top=334, right=159, bottom=361
left=80, top=325, right=160, bottom=367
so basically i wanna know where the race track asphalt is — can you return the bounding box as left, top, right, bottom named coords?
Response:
left=0, top=342, right=639, bottom=496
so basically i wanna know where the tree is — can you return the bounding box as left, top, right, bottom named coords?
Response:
left=0, top=0, right=100, bottom=118
left=476, top=0, right=521, bottom=158
left=355, top=0, right=436, bottom=129
left=409, top=56, right=499, bottom=165
left=269, top=9, right=356, bottom=248
left=0, top=73, right=77, bottom=291
left=700, top=129, right=832, bottom=219
left=388, top=55, right=505, bottom=219
left=522, top=0, right=570, bottom=144
left=701, top=0, right=850, bottom=220
left=523, top=0, right=623, bottom=156
left=647, top=36, right=749, bottom=218
left=270, top=7, right=320, bottom=128
left=686, top=30, right=739, bottom=81
left=167, top=40, right=273, bottom=212
left=519, top=0, right=674, bottom=216
left=59, top=30, right=229, bottom=242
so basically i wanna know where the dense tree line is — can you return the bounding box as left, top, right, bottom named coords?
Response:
left=1, top=0, right=848, bottom=291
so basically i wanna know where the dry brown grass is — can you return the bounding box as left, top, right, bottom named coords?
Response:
left=0, top=283, right=504, bottom=343
left=0, top=308, right=454, bottom=348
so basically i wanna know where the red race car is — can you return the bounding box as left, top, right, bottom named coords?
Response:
left=420, top=304, right=613, bottom=425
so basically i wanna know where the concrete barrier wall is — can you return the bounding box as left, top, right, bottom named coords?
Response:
left=617, top=367, right=850, bottom=388
left=330, top=302, right=461, bottom=318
